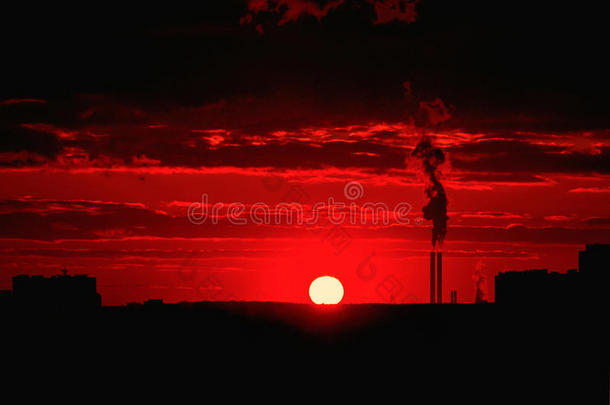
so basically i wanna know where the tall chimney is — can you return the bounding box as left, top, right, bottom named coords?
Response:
left=430, top=252, right=436, bottom=304
left=437, top=251, right=442, bottom=304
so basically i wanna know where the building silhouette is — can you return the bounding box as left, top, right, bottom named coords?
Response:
left=0, top=289, right=11, bottom=309
left=495, top=268, right=581, bottom=305
left=11, top=269, right=101, bottom=312
left=578, top=243, right=610, bottom=305
left=495, top=243, right=609, bottom=305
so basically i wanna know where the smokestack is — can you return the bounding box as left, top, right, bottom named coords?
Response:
left=430, top=252, right=436, bottom=303
left=437, top=251, right=442, bottom=304
left=411, top=136, right=449, bottom=248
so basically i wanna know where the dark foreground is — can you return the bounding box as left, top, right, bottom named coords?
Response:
left=4, top=302, right=606, bottom=403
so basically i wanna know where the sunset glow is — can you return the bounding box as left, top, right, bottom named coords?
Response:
left=0, top=2, right=607, bottom=306
left=1, top=2, right=603, bottom=400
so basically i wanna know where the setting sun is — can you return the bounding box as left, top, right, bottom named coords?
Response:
left=309, top=276, right=344, bottom=305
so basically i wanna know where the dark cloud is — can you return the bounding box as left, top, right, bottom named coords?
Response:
left=0, top=124, right=62, bottom=162
left=0, top=199, right=172, bottom=241
left=448, top=140, right=610, bottom=174
left=450, top=173, right=549, bottom=184
left=2, top=107, right=610, bottom=177
left=2, top=1, right=606, bottom=129
left=459, top=212, right=526, bottom=219
left=370, top=0, right=419, bottom=25
left=0, top=1, right=608, bottom=176
left=0, top=99, right=46, bottom=106
left=1, top=247, right=282, bottom=259
left=242, top=0, right=345, bottom=25
left=581, top=217, right=610, bottom=227
left=3, top=199, right=609, bottom=246
left=241, top=0, right=420, bottom=27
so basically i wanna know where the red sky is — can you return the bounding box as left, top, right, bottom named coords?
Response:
left=1, top=1, right=608, bottom=304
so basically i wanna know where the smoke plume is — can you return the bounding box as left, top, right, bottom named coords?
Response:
left=411, top=135, right=448, bottom=247
left=472, top=262, right=488, bottom=303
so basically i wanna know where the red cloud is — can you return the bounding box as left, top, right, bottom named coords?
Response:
left=242, top=0, right=419, bottom=26
left=243, top=0, right=345, bottom=25
left=569, top=187, right=610, bottom=193
left=370, top=0, right=419, bottom=24
left=0, top=98, right=47, bottom=106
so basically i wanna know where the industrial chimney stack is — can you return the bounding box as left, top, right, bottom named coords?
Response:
left=437, top=251, right=442, bottom=304
left=430, top=252, right=436, bottom=303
